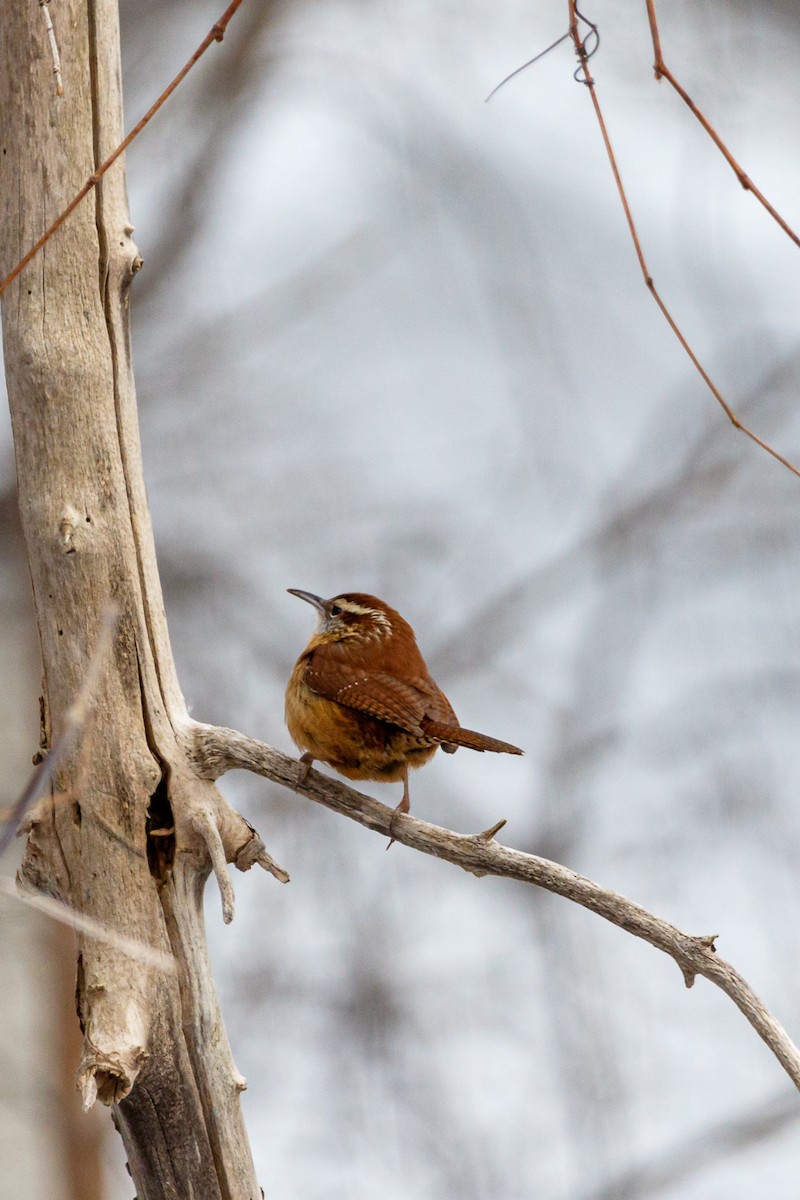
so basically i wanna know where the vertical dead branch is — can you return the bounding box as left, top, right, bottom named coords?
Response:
left=0, top=2, right=282, bottom=1195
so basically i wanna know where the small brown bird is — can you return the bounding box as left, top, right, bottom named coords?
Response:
left=285, top=590, right=523, bottom=816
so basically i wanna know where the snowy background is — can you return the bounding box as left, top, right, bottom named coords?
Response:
left=3, top=0, right=800, bottom=1196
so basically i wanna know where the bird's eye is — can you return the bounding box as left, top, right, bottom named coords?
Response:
left=330, top=603, right=343, bottom=616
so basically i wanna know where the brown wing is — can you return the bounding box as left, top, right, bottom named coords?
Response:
left=405, top=673, right=458, bottom=728
left=305, top=654, right=428, bottom=735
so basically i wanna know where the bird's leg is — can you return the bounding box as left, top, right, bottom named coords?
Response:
left=295, top=752, right=314, bottom=789
left=386, top=765, right=410, bottom=849
left=396, top=764, right=410, bottom=816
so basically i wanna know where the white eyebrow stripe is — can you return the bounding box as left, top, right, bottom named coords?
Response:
left=334, top=601, right=391, bottom=629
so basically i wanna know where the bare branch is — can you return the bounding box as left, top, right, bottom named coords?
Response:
left=645, top=0, right=800, bottom=252
left=485, top=31, right=571, bottom=102
left=39, top=0, right=64, bottom=97
left=567, top=2, right=800, bottom=480
left=0, top=0, right=246, bottom=300
left=183, top=718, right=800, bottom=1094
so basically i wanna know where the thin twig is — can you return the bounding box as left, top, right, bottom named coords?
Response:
left=567, top=2, right=800, bottom=480
left=0, top=878, right=174, bottom=972
left=39, top=0, right=63, bottom=96
left=485, top=32, right=571, bottom=102
left=0, top=604, right=118, bottom=861
left=0, top=0, right=246, bottom=300
left=183, top=719, right=800, bottom=1094
left=645, top=0, right=800, bottom=252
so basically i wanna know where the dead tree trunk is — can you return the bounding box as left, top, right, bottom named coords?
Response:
left=0, top=3, right=282, bottom=1195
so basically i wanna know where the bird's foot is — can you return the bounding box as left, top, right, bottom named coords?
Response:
left=295, top=753, right=314, bottom=790
left=386, top=793, right=409, bottom=851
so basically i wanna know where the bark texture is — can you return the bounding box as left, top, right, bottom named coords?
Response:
left=0, top=3, right=276, bottom=1196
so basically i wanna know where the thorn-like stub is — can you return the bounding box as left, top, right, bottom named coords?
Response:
left=233, top=819, right=290, bottom=883
left=476, top=818, right=507, bottom=843
left=685, top=932, right=718, bottom=957
left=58, top=505, right=84, bottom=555
left=462, top=864, right=489, bottom=879
left=255, top=850, right=290, bottom=885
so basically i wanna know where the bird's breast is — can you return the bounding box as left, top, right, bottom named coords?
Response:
left=284, top=657, right=437, bottom=781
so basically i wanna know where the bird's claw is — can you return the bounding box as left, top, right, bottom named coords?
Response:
left=295, top=753, right=314, bottom=790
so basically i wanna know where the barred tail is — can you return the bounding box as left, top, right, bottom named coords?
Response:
left=421, top=719, right=523, bottom=756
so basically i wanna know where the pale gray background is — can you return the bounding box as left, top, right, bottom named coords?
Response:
left=2, top=1, right=800, bottom=1196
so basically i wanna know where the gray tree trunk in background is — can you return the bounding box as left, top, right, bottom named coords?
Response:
left=0, top=3, right=269, bottom=1195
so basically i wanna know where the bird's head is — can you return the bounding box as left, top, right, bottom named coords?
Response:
left=288, top=589, right=405, bottom=646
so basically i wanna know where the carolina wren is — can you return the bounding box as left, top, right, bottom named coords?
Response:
left=285, top=590, right=523, bottom=816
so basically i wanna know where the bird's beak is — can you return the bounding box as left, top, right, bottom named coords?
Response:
left=287, top=588, right=328, bottom=615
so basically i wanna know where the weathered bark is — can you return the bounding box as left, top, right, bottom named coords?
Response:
left=0, top=3, right=280, bottom=1195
